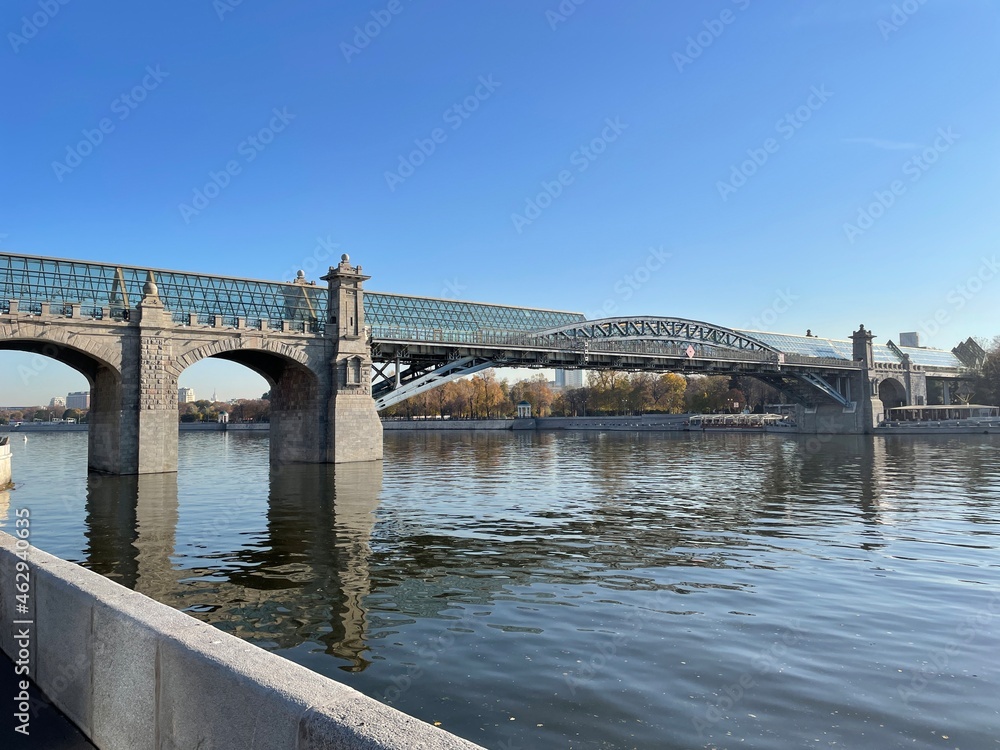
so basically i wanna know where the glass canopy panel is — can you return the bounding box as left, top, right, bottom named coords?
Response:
left=737, top=329, right=962, bottom=369
left=364, top=292, right=585, bottom=333
left=0, top=253, right=585, bottom=334
left=898, top=347, right=964, bottom=368
left=736, top=331, right=855, bottom=359
left=0, top=254, right=323, bottom=324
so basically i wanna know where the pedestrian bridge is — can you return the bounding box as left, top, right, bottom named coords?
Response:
left=0, top=252, right=975, bottom=474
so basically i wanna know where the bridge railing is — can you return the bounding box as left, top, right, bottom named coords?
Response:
left=782, top=354, right=862, bottom=369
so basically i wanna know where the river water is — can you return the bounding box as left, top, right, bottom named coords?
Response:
left=1, top=430, right=999, bottom=749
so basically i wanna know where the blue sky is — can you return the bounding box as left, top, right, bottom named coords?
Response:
left=3, top=0, right=999, bottom=404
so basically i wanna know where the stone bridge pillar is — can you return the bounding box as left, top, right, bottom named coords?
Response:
left=127, top=274, right=179, bottom=474
left=321, top=256, right=383, bottom=464
left=851, top=324, right=883, bottom=432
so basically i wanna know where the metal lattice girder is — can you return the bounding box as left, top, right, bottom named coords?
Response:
left=374, top=356, right=495, bottom=411
left=371, top=360, right=441, bottom=400
left=796, top=372, right=852, bottom=407
left=535, top=317, right=779, bottom=352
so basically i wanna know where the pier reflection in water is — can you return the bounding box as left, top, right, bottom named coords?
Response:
left=2, top=430, right=999, bottom=749
left=82, top=455, right=382, bottom=671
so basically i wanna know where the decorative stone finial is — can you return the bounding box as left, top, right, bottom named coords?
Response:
left=341, top=253, right=350, bottom=263
left=142, top=271, right=159, bottom=300
left=296, top=270, right=305, bottom=280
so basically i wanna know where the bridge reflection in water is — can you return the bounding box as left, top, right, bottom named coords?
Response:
left=6, top=430, right=1000, bottom=749
left=82, top=461, right=383, bottom=671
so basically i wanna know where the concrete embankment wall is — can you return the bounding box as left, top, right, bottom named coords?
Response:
left=0, top=423, right=269, bottom=433
left=383, top=419, right=513, bottom=431
left=0, top=424, right=87, bottom=432
left=536, top=415, right=689, bottom=431
left=382, top=415, right=691, bottom=431
left=0, top=532, right=482, bottom=750
left=0, top=440, right=10, bottom=489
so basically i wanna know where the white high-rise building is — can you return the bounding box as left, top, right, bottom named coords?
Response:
left=554, top=369, right=584, bottom=388
left=50, top=396, right=66, bottom=409
left=178, top=387, right=196, bottom=403
left=66, top=391, right=90, bottom=409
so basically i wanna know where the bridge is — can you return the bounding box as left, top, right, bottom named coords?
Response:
left=0, top=252, right=976, bottom=475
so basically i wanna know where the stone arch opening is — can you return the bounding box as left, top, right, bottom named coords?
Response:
left=878, top=377, right=907, bottom=411
left=0, top=339, right=126, bottom=474
left=175, top=346, right=324, bottom=465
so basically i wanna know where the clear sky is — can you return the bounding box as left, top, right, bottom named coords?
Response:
left=2, top=0, right=999, bottom=405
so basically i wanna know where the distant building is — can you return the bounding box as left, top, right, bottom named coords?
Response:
left=178, top=387, right=196, bottom=403
left=50, top=396, right=66, bottom=409
left=554, top=369, right=584, bottom=389
left=66, top=391, right=90, bottom=409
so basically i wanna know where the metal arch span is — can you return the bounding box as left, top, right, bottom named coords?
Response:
left=533, top=317, right=779, bottom=353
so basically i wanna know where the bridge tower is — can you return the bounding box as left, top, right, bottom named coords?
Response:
left=851, top=324, right=884, bottom=432
left=321, top=255, right=383, bottom=463
left=129, top=273, right=179, bottom=473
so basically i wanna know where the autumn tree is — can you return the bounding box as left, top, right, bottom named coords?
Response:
left=471, top=370, right=506, bottom=418
left=509, top=373, right=555, bottom=417
left=973, top=336, right=1000, bottom=405
left=685, top=376, right=731, bottom=413
left=648, top=373, right=687, bottom=413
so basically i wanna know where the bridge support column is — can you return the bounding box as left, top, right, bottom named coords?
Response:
left=322, top=256, right=383, bottom=464
left=851, top=325, right=883, bottom=432
left=125, top=274, right=179, bottom=474
left=797, top=402, right=865, bottom=434
left=87, top=366, right=128, bottom=474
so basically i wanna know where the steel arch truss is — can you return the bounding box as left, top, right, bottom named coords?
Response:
left=533, top=317, right=779, bottom=353
left=373, top=356, right=496, bottom=411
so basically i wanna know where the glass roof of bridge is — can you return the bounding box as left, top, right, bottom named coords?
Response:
left=0, top=253, right=322, bottom=323
left=0, top=255, right=973, bottom=360
left=738, top=330, right=964, bottom=369
left=364, top=292, right=585, bottom=332
left=0, top=253, right=586, bottom=332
